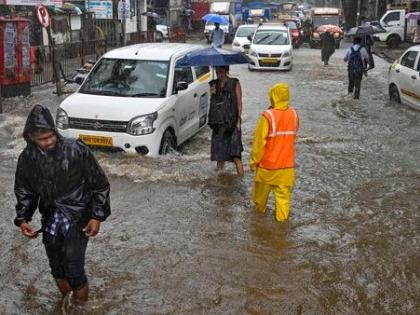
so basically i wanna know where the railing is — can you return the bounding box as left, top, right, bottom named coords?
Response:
left=30, top=32, right=162, bottom=86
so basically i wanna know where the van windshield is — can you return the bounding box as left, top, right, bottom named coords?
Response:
left=313, top=16, right=339, bottom=28
left=79, top=58, right=169, bottom=98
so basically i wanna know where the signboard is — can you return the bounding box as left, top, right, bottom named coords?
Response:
left=0, top=0, right=63, bottom=6
left=36, top=5, right=51, bottom=27
left=87, top=1, right=113, bottom=20
left=117, top=0, right=130, bottom=20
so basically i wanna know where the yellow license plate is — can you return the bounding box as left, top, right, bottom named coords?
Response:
left=260, top=58, right=278, bottom=63
left=79, top=134, right=113, bottom=147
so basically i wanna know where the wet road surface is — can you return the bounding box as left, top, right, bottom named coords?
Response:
left=0, top=44, right=419, bottom=314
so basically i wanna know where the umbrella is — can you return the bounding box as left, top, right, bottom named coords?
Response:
left=406, top=12, right=420, bottom=20
left=202, top=13, right=229, bottom=25
left=345, top=25, right=386, bottom=37
left=316, top=24, right=343, bottom=34
left=176, top=47, right=249, bottom=68
left=141, top=11, right=160, bottom=18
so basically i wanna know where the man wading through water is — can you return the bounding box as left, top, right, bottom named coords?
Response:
left=14, top=105, right=111, bottom=309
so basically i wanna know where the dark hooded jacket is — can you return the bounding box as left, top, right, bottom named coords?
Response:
left=14, top=105, right=111, bottom=228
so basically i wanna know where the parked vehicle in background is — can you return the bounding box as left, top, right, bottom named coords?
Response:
left=232, top=24, right=257, bottom=52
left=388, top=45, right=420, bottom=110
left=56, top=43, right=212, bottom=156
left=309, top=7, right=343, bottom=49
left=247, top=24, right=293, bottom=71
left=191, top=1, right=210, bottom=29
left=204, top=0, right=243, bottom=42
left=243, top=6, right=271, bottom=24
left=156, top=24, right=169, bottom=41
left=280, top=18, right=303, bottom=48
left=373, top=9, right=420, bottom=48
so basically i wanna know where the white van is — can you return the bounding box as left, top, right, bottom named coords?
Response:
left=56, top=43, right=211, bottom=156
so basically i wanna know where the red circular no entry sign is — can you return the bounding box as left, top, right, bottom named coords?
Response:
left=36, top=5, right=50, bottom=28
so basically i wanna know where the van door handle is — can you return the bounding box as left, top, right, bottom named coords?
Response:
left=411, top=75, right=417, bottom=80
left=193, top=93, right=198, bottom=98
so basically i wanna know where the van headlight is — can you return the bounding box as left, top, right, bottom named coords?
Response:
left=56, top=108, right=69, bottom=130
left=283, top=51, right=291, bottom=57
left=250, top=50, right=258, bottom=57
left=127, top=112, right=158, bottom=135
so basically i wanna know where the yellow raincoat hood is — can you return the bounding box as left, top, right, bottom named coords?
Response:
left=269, top=82, right=289, bottom=110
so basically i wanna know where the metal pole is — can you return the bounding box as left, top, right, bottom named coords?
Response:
left=122, top=0, right=127, bottom=46
left=47, top=26, right=62, bottom=96
left=357, top=0, right=362, bottom=25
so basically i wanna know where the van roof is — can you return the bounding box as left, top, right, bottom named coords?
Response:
left=103, top=43, right=204, bottom=60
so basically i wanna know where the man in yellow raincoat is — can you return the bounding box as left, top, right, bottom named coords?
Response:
left=250, top=82, right=299, bottom=222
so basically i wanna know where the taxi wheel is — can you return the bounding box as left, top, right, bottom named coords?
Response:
left=159, top=129, right=176, bottom=155
left=389, top=84, right=401, bottom=104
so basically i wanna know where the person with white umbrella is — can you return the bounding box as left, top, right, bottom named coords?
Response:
left=412, top=20, right=420, bottom=44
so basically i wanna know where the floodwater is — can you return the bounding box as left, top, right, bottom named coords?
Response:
left=0, top=44, right=419, bottom=315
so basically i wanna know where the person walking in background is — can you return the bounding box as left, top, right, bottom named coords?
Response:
left=208, top=65, right=244, bottom=175
left=250, top=83, right=299, bottom=222
left=14, top=105, right=111, bottom=309
left=320, top=31, right=335, bottom=65
left=210, top=22, right=225, bottom=48
left=412, top=20, right=420, bottom=44
left=361, top=34, right=375, bottom=70
left=344, top=37, right=369, bottom=99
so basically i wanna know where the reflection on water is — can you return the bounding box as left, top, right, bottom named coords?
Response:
left=0, top=47, right=419, bottom=314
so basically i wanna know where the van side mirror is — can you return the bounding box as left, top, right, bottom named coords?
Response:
left=243, top=44, right=250, bottom=50
left=247, top=35, right=252, bottom=41
left=176, top=81, right=188, bottom=92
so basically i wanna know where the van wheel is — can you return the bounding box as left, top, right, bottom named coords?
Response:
left=386, top=35, right=400, bottom=49
left=248, top=64, right=254, bottom=71
left=389, top=84, right=401, bottom=104
left=159, top=129, right=176, bottom=155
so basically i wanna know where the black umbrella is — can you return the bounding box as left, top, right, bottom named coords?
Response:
left=141, top=11, right=160, bottom=18
left=345, top=25, right=386, bottom=37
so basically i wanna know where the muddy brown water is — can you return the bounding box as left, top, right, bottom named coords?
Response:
left=0, top=45, right=419, bottom=314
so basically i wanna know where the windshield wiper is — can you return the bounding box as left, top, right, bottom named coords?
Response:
left=256, top=34, right=271, bottom=44
left=129, top=92, right=161, bottom=97
left=267, top=34, right=282, bottom=44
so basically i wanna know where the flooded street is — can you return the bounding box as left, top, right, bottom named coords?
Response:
left=1, top=44, right=420, bottom=314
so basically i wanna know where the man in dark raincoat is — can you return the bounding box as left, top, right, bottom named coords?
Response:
left=320, top=31, right=335, bottom=65
left=14, top=104, right=111, bottom=307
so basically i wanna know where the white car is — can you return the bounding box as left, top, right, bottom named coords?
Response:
left=156, top=24, right=169, bottom=41
left=56, top=43, right=212, bottom=156
left=247, top=24, right=293, bottom=71
left=231, top=24, right=258, bottom=52
left=388, top=45, right=420, bottom=111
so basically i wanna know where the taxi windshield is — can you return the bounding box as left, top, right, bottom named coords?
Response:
left=253, top=30, right=289, bottom=45
left=79, top=58, right=169, bottom=98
